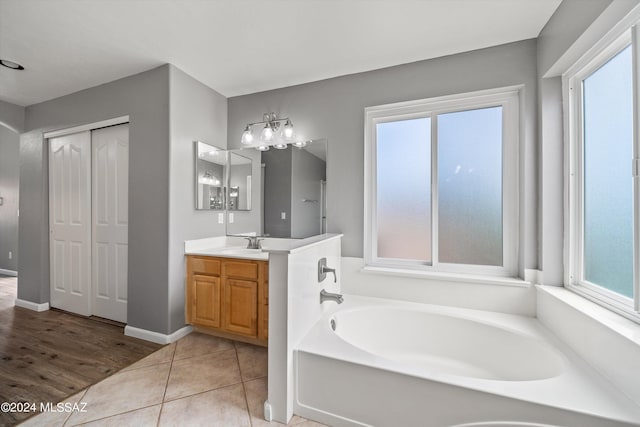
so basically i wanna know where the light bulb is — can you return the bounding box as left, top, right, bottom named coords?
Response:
left=241, top=126, right=253, bottom=144
left=283, top=119, right=294, bottom=140
left=261, top=124, right=274, bottom=141
left=274, top=143, right=288, bottom=150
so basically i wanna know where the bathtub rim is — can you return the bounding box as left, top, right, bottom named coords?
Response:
left=328, top=304, right=568, bottom=381
left=295, top=294, right=640, bottom=425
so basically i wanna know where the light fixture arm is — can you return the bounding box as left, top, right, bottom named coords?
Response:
left=241, top=112, right=294, bottom=146
left=244, top=113, right=291, bottom=129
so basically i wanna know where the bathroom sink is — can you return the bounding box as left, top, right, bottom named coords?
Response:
left=216, top=247, right=263, bottom=255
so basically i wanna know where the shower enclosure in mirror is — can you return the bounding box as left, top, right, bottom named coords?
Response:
left=195, top=141, right=226, bottom=210
left=226, top=139, right=327, bottom=239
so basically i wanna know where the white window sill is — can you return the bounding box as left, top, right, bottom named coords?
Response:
left=537, top=285, right=640, bottom=346
left=360, top=265, right=531, bottom=288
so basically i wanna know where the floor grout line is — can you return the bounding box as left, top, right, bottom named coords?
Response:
left=235, top=343, right=256, bottom=427
left=161, top=379, right=245, bottom=404
left=60, top=388, right=88, bottom=427
left=66, top=402, right=160, bottom=427
left=156, top=342, right=177, bottom=426
left=241, top=379, right=255, bottom=427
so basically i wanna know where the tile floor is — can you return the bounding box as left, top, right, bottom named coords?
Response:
left=20, top=333, right=325, bottom=426
left=0, top=275, right=159, bottom=426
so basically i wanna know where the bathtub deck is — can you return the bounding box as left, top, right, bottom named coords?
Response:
left=294, top=295, right=640, bottom=427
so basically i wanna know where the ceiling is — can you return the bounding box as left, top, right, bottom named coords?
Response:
left=0, top=0, right=561, bottom=107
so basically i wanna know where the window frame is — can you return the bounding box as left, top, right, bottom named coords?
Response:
left=564, top=25, right=640, bottom=320
left=364, top=86, right=521, bottom=278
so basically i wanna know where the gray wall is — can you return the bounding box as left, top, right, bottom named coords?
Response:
left=536, top=0, right=631, bottom=285
left=0, top=125, right=20, bottom=272
left=263, top=148, right=292, bottom=238
left=291, top=148, right=325, bottom=238
left=0, top=99, right=25, bottom=133
left=168, top=65, right=227, bottom=334
left=537, top=0, right=613, bottom=77
left=228, top=39, right=540, bottom=274
left=20, top=65, right=172, bottom=333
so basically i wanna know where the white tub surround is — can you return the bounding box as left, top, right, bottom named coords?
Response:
left=295, top=295, right=640, bottom=427
left=264, top=233, right=343, bottom=424
left=341, top=257, right=537, bottom=316
left=537, top=285, right=640, bottom=407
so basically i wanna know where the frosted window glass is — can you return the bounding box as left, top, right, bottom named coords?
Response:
left=438, top=107, right=503, bottom=266
left=583, top=45, right=633, bottom=298
left=376, top=118, right=431, bottom=261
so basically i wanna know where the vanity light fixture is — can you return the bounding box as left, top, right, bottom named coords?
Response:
left=199, top=171, right=220, bottom=186
left=0, top=59, right=24, bottom=70
left=293, top=140, right=308, bottom=148
left=241, top=112, right=294, bottom=145
left=261, top=123, right=275, bottom=141
left=283, top=119, right=294, bottom=140
left=273, top=143, right=288, bottom=150
left=241, top=125, right=254, bottom=144
left=256, top=145, right=270, bottom=151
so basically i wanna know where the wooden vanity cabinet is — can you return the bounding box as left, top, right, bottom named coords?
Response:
left=186, top=255, right=268, bottom=346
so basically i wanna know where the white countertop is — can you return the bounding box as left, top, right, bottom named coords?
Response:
left=184, top=234, right=343, bottom=260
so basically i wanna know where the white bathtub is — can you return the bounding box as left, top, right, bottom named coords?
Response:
left=294, top=295, right=640, bottom=427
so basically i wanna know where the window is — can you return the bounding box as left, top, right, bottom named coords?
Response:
left=364, top=87, right=520, bottom=277
left=565, top=27, right=640, bottom=318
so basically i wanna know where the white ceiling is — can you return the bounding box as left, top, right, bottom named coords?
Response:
left=0, top=0, right=561, bottom=107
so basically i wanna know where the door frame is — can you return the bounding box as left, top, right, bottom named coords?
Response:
left=46, top=115, right=129, bottom=319
left=43, top=116, right=129, bottom=139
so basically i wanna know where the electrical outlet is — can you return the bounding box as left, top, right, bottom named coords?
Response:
left=229, top=213, right=234, bottom=223
left=281, top=212, right=286, bottom=220
left=218, top=213, right=224, bottom=224
left=8, top=251, right=12, bottom=260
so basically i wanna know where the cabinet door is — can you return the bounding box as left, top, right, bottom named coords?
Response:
left=223, top=279, right=258, bottom=337
left=192, top=274, right=221, bottom=328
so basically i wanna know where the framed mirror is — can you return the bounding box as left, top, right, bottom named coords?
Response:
left=228, top=152, right=252, bottom=211
left=226, top=139, right=327, bottom=238
left=195, top=141, right=226, bottom=210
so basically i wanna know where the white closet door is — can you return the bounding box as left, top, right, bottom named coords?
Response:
left=91, top=124, right=129, bottom=323
left=49, top=131, right=92, bottom=316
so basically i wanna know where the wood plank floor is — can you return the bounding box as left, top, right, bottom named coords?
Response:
left=0, top=276, right=161, bottom=426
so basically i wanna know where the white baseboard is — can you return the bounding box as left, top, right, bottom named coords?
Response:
left=0, top=269, right=17, bottom=277
left=15, top=299, right=50, bottom=312
left=124, top=325, right=193, bottom=344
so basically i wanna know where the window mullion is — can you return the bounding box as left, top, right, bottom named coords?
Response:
left=431, top=114, right=439, bottom=267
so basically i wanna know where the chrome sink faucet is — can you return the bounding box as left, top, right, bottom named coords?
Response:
left=320, top=289, right=343, bottom=304
left=244, top=236, right=264, bottom=249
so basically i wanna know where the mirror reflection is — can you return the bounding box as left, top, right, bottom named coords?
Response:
left=226, top=139, right=327, bottom=239
left=228, top=152, right=252, bottom=211
left=195, top=141, right=225, bottom=210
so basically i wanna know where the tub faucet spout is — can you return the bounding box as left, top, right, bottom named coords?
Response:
left=320, top=289, right=343, bottom=304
